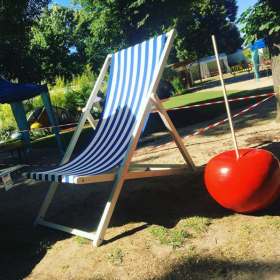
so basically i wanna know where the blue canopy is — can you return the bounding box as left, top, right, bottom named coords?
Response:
left=245, top=38, right=266, bottom=51
left=0, top=77, right=64, bottom=155
left=0, top=77, right=48, bottom=104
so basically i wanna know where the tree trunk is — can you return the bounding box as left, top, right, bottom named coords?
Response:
left=269, top=34, right=280, bottom=122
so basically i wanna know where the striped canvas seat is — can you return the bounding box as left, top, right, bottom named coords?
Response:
left=22, top=30, right=199, bottom=247
left=24, top=34, right=166, bottom=183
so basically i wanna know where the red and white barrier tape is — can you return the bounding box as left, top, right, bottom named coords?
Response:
left=134, top=94, right=274, bottom=156
left=151, top=93, right=274, bottom=113
left=0, top=93, right=275, bottom=165
left=2, top=93, right=274, bottom=134
left=16, top=122, right=81, bottom=134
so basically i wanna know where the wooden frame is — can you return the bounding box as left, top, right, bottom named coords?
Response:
left=33, top=30, right=204, bottom=247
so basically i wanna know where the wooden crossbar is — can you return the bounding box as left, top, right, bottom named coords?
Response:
left=37, top=220, right=96, bottom=240
left=74, top=164, right=205, bottom=184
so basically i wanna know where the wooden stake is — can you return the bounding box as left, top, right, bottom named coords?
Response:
left=212, top=35, right=240, bottom=159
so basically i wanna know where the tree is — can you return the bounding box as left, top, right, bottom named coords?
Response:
left=0, top=0, right=51, bottom=82
left=76, top=0, right=242, bottom=67
left=237, top=0, right=280, bottom=120
left=29, top=4, right=90, bottom=84
left=75, top=0, right=196, bottom=65
left=175, top=0, right=243, bottom=61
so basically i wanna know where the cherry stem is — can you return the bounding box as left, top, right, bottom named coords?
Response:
left=212, top=35, right=240, bottom=159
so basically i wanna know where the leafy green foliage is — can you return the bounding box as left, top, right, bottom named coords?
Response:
left=175, top=0, right=243, bottom=61
left=0, top=65, right=102, bottom=141
left=0, top=125, right=16, bottom=141
left=76, top=0, right=195, bottom=64
left=76, top=0, right=242, bottom=65
left=237, top=1, right=280, bottom=95
left=237, top=0, right=280, bottom=48
left=29, top=4, right=89, bottom=83
left=242, top=49, right=252, bottom=61
left=0, top=104, right=17, bottom=134
left=171, top=77, right=185, bottom=93
left=0, top=0, right=243, bottom=84
left=0, top=0, right=51, bottom=82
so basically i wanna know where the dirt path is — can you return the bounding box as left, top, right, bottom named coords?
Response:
left=191, top=72, right=273, bottom=92
left=1, top=73, right=280, bottom=280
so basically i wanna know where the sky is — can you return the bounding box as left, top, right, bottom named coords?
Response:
left=50, top=0, right=259, bottom=30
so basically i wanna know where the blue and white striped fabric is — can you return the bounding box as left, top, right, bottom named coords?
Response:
left=24, top=33, right=166, bottom=183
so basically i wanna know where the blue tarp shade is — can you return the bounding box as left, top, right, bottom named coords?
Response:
left=0, top=77, right=64, bottom=155
left=245, top=38, right=266, bottom=51
left=0, top=77, right=48, bottom=104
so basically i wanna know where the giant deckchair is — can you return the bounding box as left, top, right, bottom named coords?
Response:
left=23, top=29, right=202, bottom=247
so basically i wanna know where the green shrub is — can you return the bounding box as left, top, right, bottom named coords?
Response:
left=162, top=67, right=180, bottom=82
left=171, top=77, right=184, bottom=92
left=0, top=125, right=16, bottom=141
left=0, top=104, right=17, bottom=132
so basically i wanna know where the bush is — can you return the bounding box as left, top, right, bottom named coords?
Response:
left=162, top=67, right=180, bottom=82
left=171, top=77, right=184, bottom=92
left=0, top=104, right=17, bottom=132
left=0, top=65, right=108, bottom=133
left=0, top=125, right=16, bottom=141
left=242, top=49, right=252, bottom=62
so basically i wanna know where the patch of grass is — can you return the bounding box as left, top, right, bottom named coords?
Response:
left=181, top=252, right=198, bottom=262
left=36, top=241, right=53, bottom=255
left=238, top=224, right=251, bottom=233
left=178, top=216, right=211, bottom=233
left=170, top=230, right=192, bottom=248
left=162, top=88, right=272, bottom=111
left=144, top=243, right=151, bottom=250
left=149, top=225, right=168, bottom=243
left=148, top=217, right=211, bottom=248
left=75, top=236, right=87, bottom=245
left=220, top=213, right=239, bottom=221
left=264, top=216, right=280, bottom=228
left=148, top=225, right=192, bottom=248
left=60, top=264, right=70, bottom=269
left=106, top=248, right=124, bottom=264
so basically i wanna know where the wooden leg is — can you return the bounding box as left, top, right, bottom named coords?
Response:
left=34, top=181, right=59, bottom=226
left=93, top=176, right=125, bottom=246
left=151, top=93, right=196, bottom=171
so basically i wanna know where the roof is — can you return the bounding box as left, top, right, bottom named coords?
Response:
left=190, top=53, right=228, bottom=66
left=0, top=77, right=48, bottom=104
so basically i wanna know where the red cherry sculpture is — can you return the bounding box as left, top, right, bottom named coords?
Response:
left=204, top=148, right=280, bottom=213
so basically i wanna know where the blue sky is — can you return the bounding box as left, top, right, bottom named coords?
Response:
left=50, top=0, right=258, bottom=30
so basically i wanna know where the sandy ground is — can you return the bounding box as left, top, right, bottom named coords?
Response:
left=192, top=72, right=273, bottom=92
left=1, top=72, right=280, bottom=280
